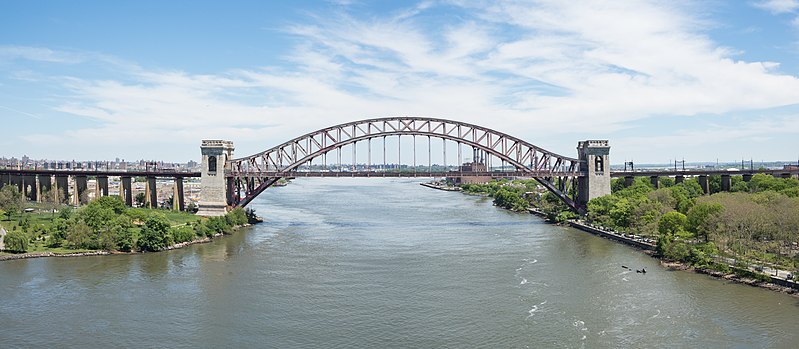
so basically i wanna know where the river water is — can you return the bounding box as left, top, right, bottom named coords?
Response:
left=1, top=178, right=798, bottom=348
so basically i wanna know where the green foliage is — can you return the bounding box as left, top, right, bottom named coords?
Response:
left=64, top=222, right=92, bottom=249
left=90, top=196, right=127, bottom=215
left=0, top=186, right=24, bottom=220
left=493, top=187, right=528, bottom=211
left=658, top=211, right=687, bottom=236
left=138, top=213, right=172, bottom=252
left=686, top=202, right=723, bottom=242
left=45, top=218, right=70, bottom=247
left=3, top=230, right=29, bottom=252
left=554, top=210, right=578, bottom=223
left=171, top=226, right=195, bottom=244
left=586, top=194, right=618, bottom=226
left=609, top=198, right=633, bottom=228
left=134, top=192, right=146, bottom=207
left=58, top=206, right=74, bottom=220
left=194, top=221, right=212, bottom=237
left=205, top=216, right=231, bottom=234
left=228, top=208, right=249, bottom=226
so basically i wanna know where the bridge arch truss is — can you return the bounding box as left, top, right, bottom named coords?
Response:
left=227, top=117, right=584, bottom=210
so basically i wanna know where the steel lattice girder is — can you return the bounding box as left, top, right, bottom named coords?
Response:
left=227, top=117, right=585, bottom=210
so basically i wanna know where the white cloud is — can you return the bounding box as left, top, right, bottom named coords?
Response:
left=0, top=46, right=80, bottom=63
left=7, top=0, right=799, bottom=161
left=753, top=0, right=799, bottom=14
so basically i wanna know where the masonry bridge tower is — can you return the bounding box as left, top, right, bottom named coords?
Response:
left=576, top=140, right=611, bottom=207
left=196, top=140, right=235, bottom=216
left=195, top=117, right=611, bottom=215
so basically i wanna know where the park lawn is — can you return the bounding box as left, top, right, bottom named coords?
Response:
left=126, top=208, right=203, bottom=226
left=0, top=211, right=58, bottom=231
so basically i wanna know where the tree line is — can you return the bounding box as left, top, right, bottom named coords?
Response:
left=454, top=173, right=799, bottom=273
left=0, top=186, right=256, bottom=254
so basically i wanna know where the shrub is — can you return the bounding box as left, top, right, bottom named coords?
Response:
left=172, top=226, right=195, bottom=244
left=138, top=214, right=172, bottom=252
left=3, top=230, right=29, bottom=253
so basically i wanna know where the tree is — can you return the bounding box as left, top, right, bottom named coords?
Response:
left=45, top=217, right=70, bottom=247
left=658, top=211, right=688, bottom=237
left=3, top=230, right=29, bottom=253
left=138, top=213, right=172, bottom=251
left=134, top=193, right=146, bottom=208
left=65, top=221, right=93, bottom=249
left=0, top=186, right=24, bottom=221
left=39, top=188, right=60, bottom=219
left=686, top=202, right=723, bottom=242
left=114, top=215, right=137, bottom=252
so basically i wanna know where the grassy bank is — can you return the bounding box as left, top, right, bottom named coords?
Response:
left=1, top=193, right=258, bottom=256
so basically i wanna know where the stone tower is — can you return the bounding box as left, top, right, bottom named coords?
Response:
left=577, top=140, right=611, bottom=208
left=196, top=140, right=235, bottom=217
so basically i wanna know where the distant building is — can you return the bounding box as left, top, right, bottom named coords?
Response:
left=449, top=149, right=492, bottom=185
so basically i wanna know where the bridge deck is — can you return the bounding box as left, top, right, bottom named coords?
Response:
left=0, top=169, right=201, bottom=177
left=609, top=169, right=799, bottom=177
left=227, top=171, right=579, bottom=178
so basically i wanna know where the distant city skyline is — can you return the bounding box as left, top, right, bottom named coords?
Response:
left=2, top=1, right=799, bottom=163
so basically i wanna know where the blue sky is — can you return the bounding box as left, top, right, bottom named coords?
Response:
left=1, top=0, right=799, bottom=164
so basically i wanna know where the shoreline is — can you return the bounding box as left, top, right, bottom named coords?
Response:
left=527, top=207, right=799, bottom=296
left=0, top=224, right=252, bottom=262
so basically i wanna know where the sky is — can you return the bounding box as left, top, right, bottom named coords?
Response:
left=1, top=0, right=799, bottom=165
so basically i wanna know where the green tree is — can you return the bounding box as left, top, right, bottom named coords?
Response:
left=134, top=192, right=146, bottom=208
left=3, top=230, right=29, bottom=252
left=45, top=217, right=70, bottom=247
left=64, top=221, right=93, bottom=249
left=138, top=213, right=172, bottom=251
left=0, top=186, right=24, bottom=221
left=686, top=202, right=723, bottom=242
left=609, top=198, right=633, bottom=228
left=658, top=211, right=688, bottom=237
left=113, top=216, right=137, bottom=252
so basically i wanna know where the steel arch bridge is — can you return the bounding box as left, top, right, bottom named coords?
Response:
left=223, top=117, right=590, bottom=211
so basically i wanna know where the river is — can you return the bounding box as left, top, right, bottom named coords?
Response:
left=1, top=178, right=797, bottom=348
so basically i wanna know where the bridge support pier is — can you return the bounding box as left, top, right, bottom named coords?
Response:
left=743, top=174, right=752, bottom=182
left=55, top=175, right=69, bottom=204
left=576, top=140, right=611, bottom=209
left=120, top=176, right=132, bottom=206
left=173, top=177, right=184, bottom=211
left=0, top=173, right=8, bottom=189
left=145, top=176, right=157, bottom=208
left=675, top=175, right=684, bottom=184
left=781, top=173, right=792, bottom=179
left=96, top=175, right=109, bottom=198
left=623, top=176, right=634, bottom=187
left=698, top=175, right=709, bottom=195
left=721, top=174, right=731, bottom=191
left=197, top=140, right=235, bottom=216
left=650, top=176, right=660, bottom=189
left=75, top=175, right=88, bottom=205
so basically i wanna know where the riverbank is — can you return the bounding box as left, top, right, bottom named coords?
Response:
left=0, top=222, right=255, bottom=262
left=420, top=182, right=461, bottom=191
left=528, top=208, right=799, bottom=294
